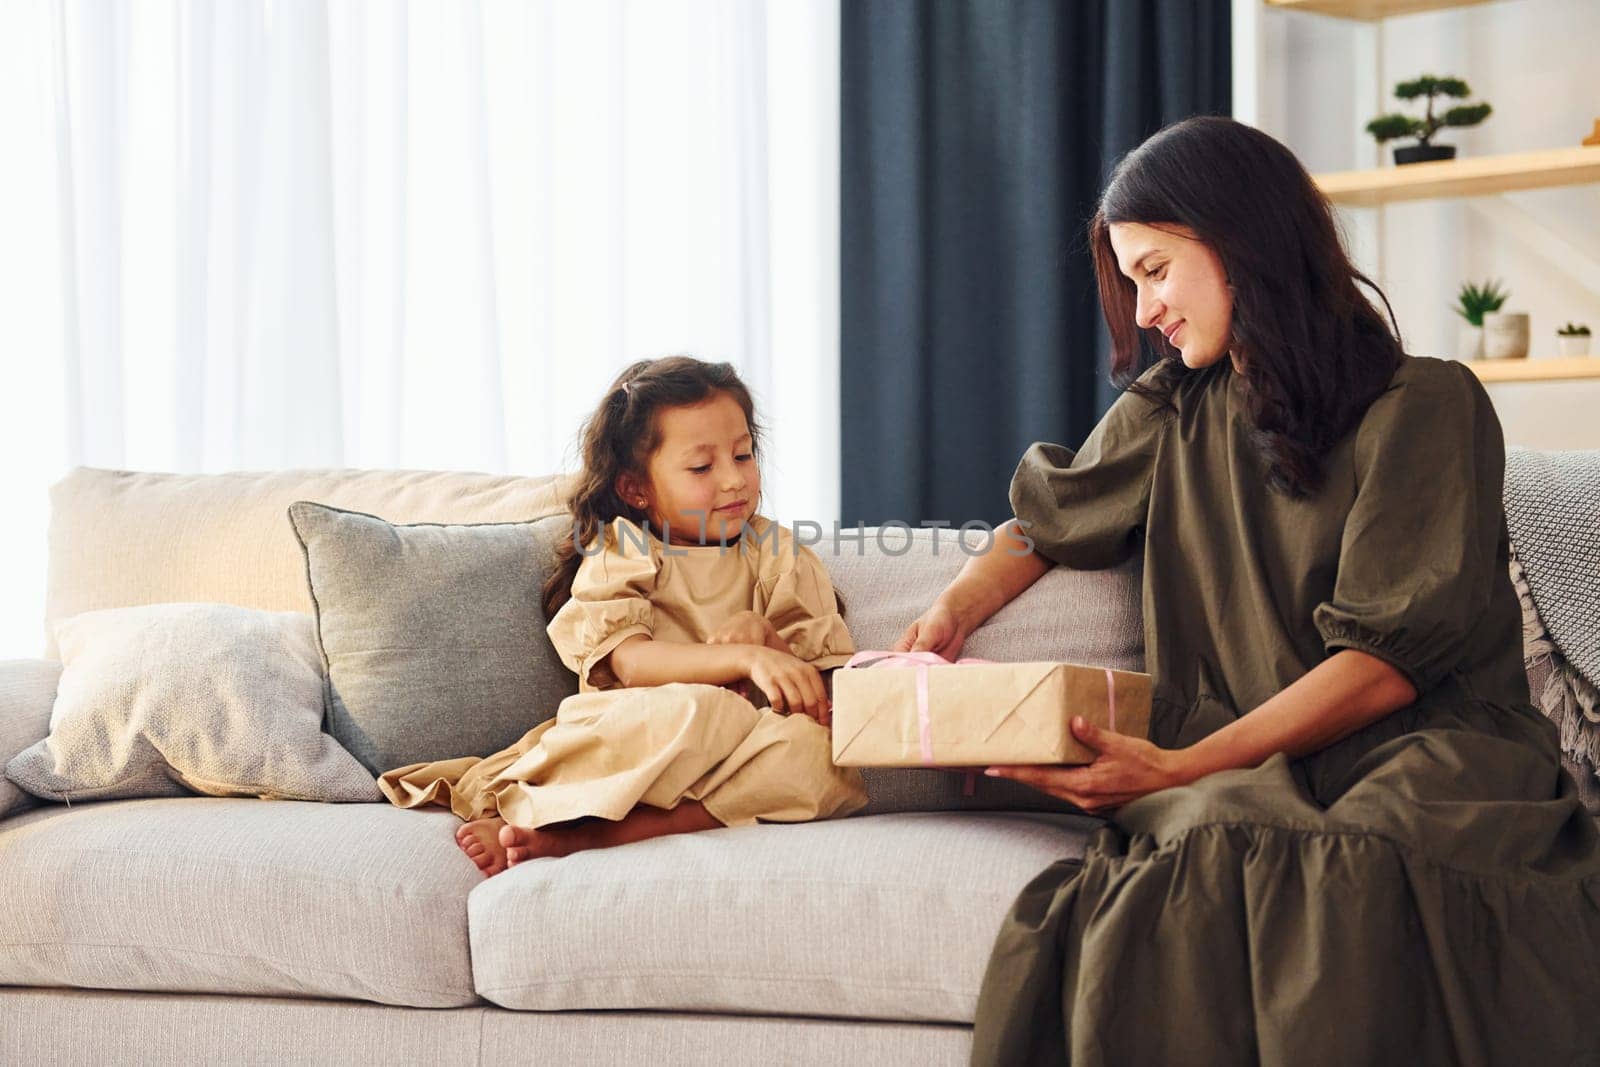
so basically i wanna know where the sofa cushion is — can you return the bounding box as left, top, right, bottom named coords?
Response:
left=0, top=660, right=60, bottom=819
left=468, top=810, right=1098, bottom=1023
left=288, top=504, right=575, bottom=774
left=6, top=605, right=377, bottom=804
left=817, top=527, right=1144, bottom=813
left=0, top=798, right=481, bottom=1008
left=45, top=467, right=570, bottom=657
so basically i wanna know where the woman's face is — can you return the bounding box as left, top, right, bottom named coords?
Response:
left=1108, top=222, right=1237, bottom=372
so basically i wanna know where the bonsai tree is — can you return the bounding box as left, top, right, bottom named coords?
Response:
left=1367, top=75, right=1492, bottom=164
left=1557, top=322, right=1592, bottom=336
left=1453, top=279, right=1508, bottom=328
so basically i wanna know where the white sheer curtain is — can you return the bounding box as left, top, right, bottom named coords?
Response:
left=0, top=0, right=840, bottom=658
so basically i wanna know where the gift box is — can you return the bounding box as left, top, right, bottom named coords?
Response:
left=830, top=651, right=1152, bottom=767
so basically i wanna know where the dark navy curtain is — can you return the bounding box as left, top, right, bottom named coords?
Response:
left=840, top=0, right=1232, bottom=526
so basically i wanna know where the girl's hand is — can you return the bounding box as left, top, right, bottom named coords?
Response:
left=985, top=717, right=1190, bottom=815
left=706, top=610, right=779, bottom=649
left=746, top=647, right=831, bottom=725
left=893, top=598, right=971, bottom=660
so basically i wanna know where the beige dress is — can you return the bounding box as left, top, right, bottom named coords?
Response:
left=378, top=515, right=868, bottom=829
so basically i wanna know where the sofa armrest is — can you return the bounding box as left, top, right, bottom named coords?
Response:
left=0, top=659, right=62, bottom=819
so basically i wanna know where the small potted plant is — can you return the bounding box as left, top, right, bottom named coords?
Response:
left=1367, top=75, right=1492, bottom=165
left=1452, top=279, right=1508, bottom=361
left=1558, top=322, right=1592, bottom=357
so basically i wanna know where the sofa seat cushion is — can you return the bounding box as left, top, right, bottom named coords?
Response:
left=0, top=798, right=481, bottom=1007
left=468, top=810, right=1098, bottom=1023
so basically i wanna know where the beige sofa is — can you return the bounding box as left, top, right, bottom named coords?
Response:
left=1, top=467, right=1148, bottom=1065
left=5, top=465, right=1592, bottom=1064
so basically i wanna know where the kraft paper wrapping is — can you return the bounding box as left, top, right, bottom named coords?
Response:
left=831, top=657, right=1152, bottom=767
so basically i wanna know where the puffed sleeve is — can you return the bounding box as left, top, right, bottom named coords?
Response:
left=1008, top=370, right=1167, bottom=569
left=1312, top=360, right=1506, bottom=694
left=545, top=517, right=661, bottom=691
left=759, top=530, right=855, bottom=670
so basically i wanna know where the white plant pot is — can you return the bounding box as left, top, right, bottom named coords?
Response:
left=1482, top=312, right=1530, bottom=360
left=1557, top=335, right=1591, bottom=357
left=1456, top=322, right=1483, bottom=361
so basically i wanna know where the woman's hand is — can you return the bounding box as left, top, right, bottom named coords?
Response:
left=706, top=610, right=779, bottom=649
left=892, top=520, right=1050, bottom=658
left=985, top=716, right=1190, bottom=815
left=893, top=598, right=972, bottom=660
left=746, top=647, right=831, bottom=725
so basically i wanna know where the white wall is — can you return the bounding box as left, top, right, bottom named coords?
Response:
left=1255, top=0, right=1600, bottom=449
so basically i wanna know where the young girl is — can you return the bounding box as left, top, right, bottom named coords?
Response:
left=379, top=356, right=867, bottom=876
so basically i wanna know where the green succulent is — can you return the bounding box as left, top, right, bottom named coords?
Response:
left=1558, top=322, right=1592, bottom=336
left=1367, top=75, right=1492, bottom=147
left=1453, top=280, right=1508, bottom=328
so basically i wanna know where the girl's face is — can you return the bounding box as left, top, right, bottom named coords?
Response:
left=1109, top=222, right=1238, bottom=372
left=623, top=391, right=760, bottom=545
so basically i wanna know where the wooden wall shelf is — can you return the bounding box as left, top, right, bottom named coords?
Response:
left=1315, top=146, right=1600, bottom=206
left=1460, top=356, right=1600, bottom=383
left=1265, top=0, right=1496, bottom=20
left=1260, top=0, right=1600, bottom=397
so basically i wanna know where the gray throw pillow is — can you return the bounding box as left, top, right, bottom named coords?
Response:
left=817, top=526, right=1145, bottom=815
left=288, top=502, right=576, bottom=774
left=0, top=660, right=62, bottom=819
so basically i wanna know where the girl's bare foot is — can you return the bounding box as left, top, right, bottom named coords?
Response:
left=455, top=817, right=510, bottom=876
left=496, top=822, right=590, bottom=866
left=499, top=801, right=724, bottom=867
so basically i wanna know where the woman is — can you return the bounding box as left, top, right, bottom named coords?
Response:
left=896, top=117, right=1600, bottom=1065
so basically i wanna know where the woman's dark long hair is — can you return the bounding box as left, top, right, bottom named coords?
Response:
left=1090, top=116, right=1404, bottom=497
left=541, top=356, right=762, bottom=620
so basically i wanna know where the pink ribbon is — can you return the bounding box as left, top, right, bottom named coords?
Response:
left=1104, top=667, right=1116, bottom=732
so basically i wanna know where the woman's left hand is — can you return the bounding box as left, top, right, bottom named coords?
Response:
left=985, top=717, right=1190, bottom=815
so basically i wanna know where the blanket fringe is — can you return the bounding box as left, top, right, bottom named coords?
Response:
left=1511, top=551, right=1600, bottom=771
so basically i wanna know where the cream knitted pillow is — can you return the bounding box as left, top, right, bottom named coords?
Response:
left=5, top=603, right=378, bottom=803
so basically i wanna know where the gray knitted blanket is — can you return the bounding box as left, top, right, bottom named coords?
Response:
left=1504, top=448, right=1600, bottom=769
left=1505, top=449, right=1600, bottom=684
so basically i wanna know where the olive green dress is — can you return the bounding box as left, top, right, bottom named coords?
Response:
left=972, top=356, right=1600, bottom=1066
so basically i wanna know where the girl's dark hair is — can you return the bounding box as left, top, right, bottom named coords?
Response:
left=542, top=356, right=762, bottom=619
left=1090, top=115, right=1404, bottom=497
